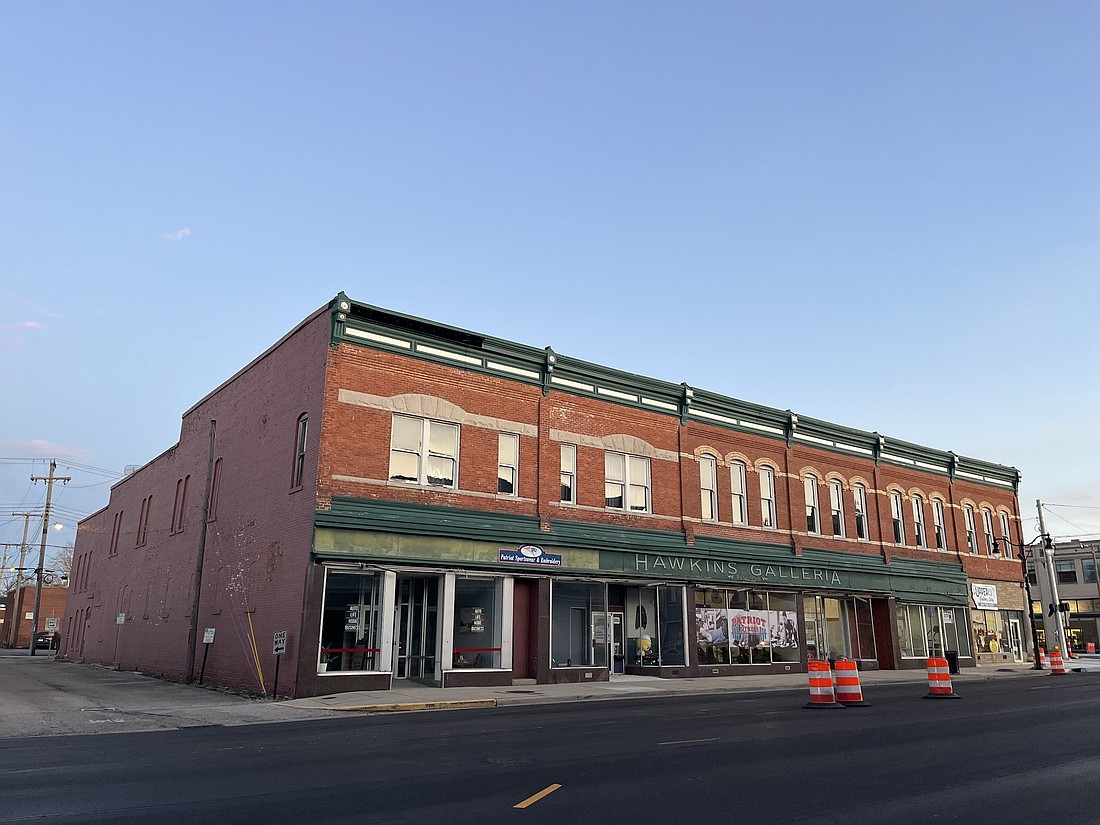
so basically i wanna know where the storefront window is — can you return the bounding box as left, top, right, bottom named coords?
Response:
left=696, top=589, right=800, bottom=665
left=626, top=585, right=686, bottom=666
left=770, top=593, right=800, bottom=663
left=452, top=578, right=501, bottom=669
left=551, top=581, right=608, bottom=668
left=899, top=603, right=971, bottom=659
left=319, top=570, right=383, bottom=673
left=897, top=604, right=924, bottom=658
left=943, top=607, right=971, bottom=658
left=972, top=609, right=999, bottom=654
left=695, top=589, right=730, bottom=664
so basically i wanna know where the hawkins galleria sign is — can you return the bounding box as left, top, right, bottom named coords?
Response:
left=630, top=553, right=845, bottom=588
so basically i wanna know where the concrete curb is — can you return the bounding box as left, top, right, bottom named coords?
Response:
left=301, top=699, right=498, bottom=713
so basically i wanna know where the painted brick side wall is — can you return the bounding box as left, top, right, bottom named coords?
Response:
left=61, top=309, right=331, bottom=694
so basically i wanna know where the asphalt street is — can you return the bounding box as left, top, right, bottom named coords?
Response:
left=4, top=672, right=1100, bottom=824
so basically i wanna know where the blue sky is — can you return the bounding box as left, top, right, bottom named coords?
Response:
left=3, top=1, right=1099, bottom=575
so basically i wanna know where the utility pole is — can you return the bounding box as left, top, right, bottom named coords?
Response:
left=10, top=512, right=38, bottom=589
left=1036, top=499, right=1068, bottom=657
left=28, top=462, right=70, bottom=656
left=5, top=512, right=39, bottom=649
left=1, top=543, right=23, bottom=592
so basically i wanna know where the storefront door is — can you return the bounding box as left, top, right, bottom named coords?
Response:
left=610, top=612, right=625, bottom=674
left=395, top=576, right=439, bottom=682
left=1007, top=618, right=1024, bottom=663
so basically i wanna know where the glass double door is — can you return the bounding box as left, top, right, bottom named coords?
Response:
left=803, top=596, right=877, bottom=662
left=395, top=576, right=438, bottom=682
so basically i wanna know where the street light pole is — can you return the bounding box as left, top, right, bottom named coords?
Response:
left=997, top=533, right=1049, bottom=670
left=1035, top=499, right=1069, bottom=657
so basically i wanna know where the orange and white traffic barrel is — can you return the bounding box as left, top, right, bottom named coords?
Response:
left=924, top=655, right=960, bottom=699
left=1039, top=647, right=1049, bottom=670
left=833, top=658, right=869, bottom=706
left=804, top=659, right=843, bottom=709
left=1049, top=646, right=1067, bottom=675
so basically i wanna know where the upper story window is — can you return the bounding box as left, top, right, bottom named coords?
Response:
left=932, top=499, right=947, bottom=550
left=829, top=480, right=845, bottom=537
left=912, top=495, right=926, bottom=548
left=605, top=452, right=650, bottom=513
left=700, top=456, right=718, bottom=522
left=498, top=433, right=518, bottom=496
left=560, top=444, right=576, bottom=504
left=804, top=474, right=820, bottom=534
left=890, top=491, right=905, bottom=545
left=292, top=414, right=308, bottom=488
left=171, top=476, right=189, bottom=534
left=759, top=467, right=777, bottom=529
left=730, top=461, right=747, bottom=525
left=389, top=414, right=459, bottom=488
left=1084, top=558, right=1098, bottom=584
left=999, top=511, right=1012, bottom=555
left=1056, top=559, right=1078, bottom=584
left=853, top=483, right=869, bottom=541
left=1026, top=560, right=1038, bottom=585
left=964, top=505, right=978, bottom=554
left=981, top=507, right=996, bottom=555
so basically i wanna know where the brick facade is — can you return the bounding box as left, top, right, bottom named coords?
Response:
left=1, top=585, right=68, bottom=648
left=60, top=293, right=1026, bottom=697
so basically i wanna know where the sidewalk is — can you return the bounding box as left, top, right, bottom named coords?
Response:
left=281, top=661, right=1060, bottom=714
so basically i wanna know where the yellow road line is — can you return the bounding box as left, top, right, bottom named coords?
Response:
left=514, top=783, right=562, bottom=809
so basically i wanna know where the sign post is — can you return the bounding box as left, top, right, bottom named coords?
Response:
left=199, top=628, right=215, bottom=685
left=272, top=631, right=288, bottom=700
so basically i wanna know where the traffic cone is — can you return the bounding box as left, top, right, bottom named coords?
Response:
left=1049, top=646, right=1067, bottom=675
left=1039, top=647, right=1049, bottom=670
left=924, top=655, right=960, bottom=699
left=833, top=658, right=869, bottom=706
left=804, top=659, right=843, bottom=709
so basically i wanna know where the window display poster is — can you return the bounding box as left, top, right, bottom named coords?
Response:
left=770, top=610, right=799, bottom=648
left=696, top=608, right=729, bottom=644
left=345, top=604, right=360, bottom=632
left=730, top=610, right=770, bottom=647
left=459, top=606, right=485, bottom=633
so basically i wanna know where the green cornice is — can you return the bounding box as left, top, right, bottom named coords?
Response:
left=326, top=293, right=1020, bottom=491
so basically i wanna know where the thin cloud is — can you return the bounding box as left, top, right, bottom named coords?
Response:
left=0, top=439, right=88, bottom=460
left=163, top=227, right=191, bottom=241
left=0, top=320, right=43, bottom=351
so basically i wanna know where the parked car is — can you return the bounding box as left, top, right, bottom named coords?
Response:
left=33, top=630, right=60, bottom=650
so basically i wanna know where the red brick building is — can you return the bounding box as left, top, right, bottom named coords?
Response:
left=60, top=293, right=1027, bottom=697
left=2, top=585, right=68, bottom=648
